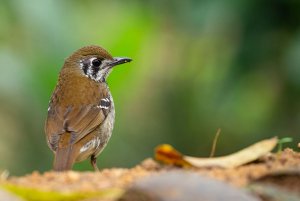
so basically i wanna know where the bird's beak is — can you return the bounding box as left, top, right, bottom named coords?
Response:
left=107, top=57, right=132, bottom=69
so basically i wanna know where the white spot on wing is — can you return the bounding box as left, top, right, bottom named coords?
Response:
left=96, top=97, right=110, bottom=109
left=97, top=105, right=109, bottom=109
left=80, top=138, right=101, bottom=154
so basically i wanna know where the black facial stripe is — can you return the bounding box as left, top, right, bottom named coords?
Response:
left=92, top=65, right=100, bottom=77
left=82, top=60, right=90, bottom=74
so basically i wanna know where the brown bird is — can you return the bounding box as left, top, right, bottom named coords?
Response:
left=45, top=45, right=131, bottom=171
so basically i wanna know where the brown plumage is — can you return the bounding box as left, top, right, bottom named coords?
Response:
left=45, top=45, right=131, bottom=171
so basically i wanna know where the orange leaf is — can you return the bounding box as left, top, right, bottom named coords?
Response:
left=155, top=144, right=192, bottom=168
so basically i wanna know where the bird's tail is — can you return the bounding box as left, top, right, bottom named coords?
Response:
left=53, top=133, right=78, bottom=171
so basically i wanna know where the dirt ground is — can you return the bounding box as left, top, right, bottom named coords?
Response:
left=1, top=148, right=300, bottom=201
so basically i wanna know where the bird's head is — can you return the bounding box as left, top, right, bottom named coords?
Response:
left=63, top=45, right=132, bottom=82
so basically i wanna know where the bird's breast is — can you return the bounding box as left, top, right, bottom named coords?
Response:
left=54, top=74, right=110, bottom=107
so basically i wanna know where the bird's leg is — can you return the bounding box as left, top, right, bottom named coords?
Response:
left=91, top=155, right=99, bottom=171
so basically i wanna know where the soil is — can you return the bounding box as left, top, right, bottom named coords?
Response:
left=2, top=148, right=300, bottom=201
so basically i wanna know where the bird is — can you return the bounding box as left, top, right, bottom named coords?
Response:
left=45, top=45, right=132, bottom=171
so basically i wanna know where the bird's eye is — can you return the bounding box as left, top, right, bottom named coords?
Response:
left=92, top=58, right=101, bottom=67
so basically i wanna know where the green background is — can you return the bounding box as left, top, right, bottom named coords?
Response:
left=0, top=0, right=299, bottom=175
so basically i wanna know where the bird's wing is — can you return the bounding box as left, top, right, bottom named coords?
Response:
left=45, top=97, right=112, bottom=151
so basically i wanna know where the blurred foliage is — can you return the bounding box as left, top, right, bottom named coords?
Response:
left=0, top=0, right=299, bottom=175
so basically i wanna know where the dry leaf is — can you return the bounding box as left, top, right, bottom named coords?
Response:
left=155, top=137, right=278, bottom=168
